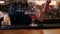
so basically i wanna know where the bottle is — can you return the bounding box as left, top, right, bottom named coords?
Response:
left=1, top=14, right=11, bottom=26
left=56, top=0, right=60, bottom=7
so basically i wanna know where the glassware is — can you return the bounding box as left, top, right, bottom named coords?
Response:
left=56, top=0, right=60, bottom=7
left=30, top=15, right=37, bottom=26
left=1, top=13, right=11, bottom=26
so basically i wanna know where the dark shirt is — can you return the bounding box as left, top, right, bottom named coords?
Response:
left=9, top=2, right=29, bottom=14
left=8, top=2, right=32, bottom=25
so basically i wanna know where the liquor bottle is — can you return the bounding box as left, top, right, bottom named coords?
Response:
left=1, top=14, right=11, bottom=26
left=56, top=0, right=60, bottom=7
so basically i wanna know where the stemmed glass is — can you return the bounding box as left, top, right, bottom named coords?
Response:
left=30, top=14, right=37, bottom=26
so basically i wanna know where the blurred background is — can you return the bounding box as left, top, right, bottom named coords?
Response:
left=0, top=0, right=60, bottom=34
left=0, top=0, right=60, bottom=25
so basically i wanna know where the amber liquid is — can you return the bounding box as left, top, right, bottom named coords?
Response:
left=56, top=0, right=60, bottom=7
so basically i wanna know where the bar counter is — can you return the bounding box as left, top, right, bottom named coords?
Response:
left=0, top=24, right=60, bottom=30
left=0, top=26, right=60, bottom=34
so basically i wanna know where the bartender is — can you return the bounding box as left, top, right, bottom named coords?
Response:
left=8, top=0, right=32, bottom=25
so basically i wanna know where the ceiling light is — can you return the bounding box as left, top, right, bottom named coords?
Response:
left=0, top=1, right=5, bottom=3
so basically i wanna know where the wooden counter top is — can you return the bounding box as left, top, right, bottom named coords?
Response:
left=0, top=29, right=60, bottom=34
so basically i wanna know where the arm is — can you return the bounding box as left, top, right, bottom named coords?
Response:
left=42, top=0, right=51, bottom=12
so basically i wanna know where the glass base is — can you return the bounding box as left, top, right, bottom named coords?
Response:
left=30, top=23, right=38, bottom=27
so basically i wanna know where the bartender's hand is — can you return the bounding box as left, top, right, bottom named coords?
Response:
left=1, top=21, right=8, bottom=26
left=25, top=11, right=31, bottom=15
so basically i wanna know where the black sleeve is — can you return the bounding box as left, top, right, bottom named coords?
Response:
left=0, top=17, right=3, bottom=26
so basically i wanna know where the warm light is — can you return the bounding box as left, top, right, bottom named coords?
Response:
left=0, top=1, right=5, bottom=3
left=50, top=1, right=56, bottom=5
left=35, top=0, right=56, bottom=5
left=35, top=1, right=45, bottom=5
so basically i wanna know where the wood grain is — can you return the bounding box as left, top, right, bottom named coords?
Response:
left=0, top=29, right=60, bottom=34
